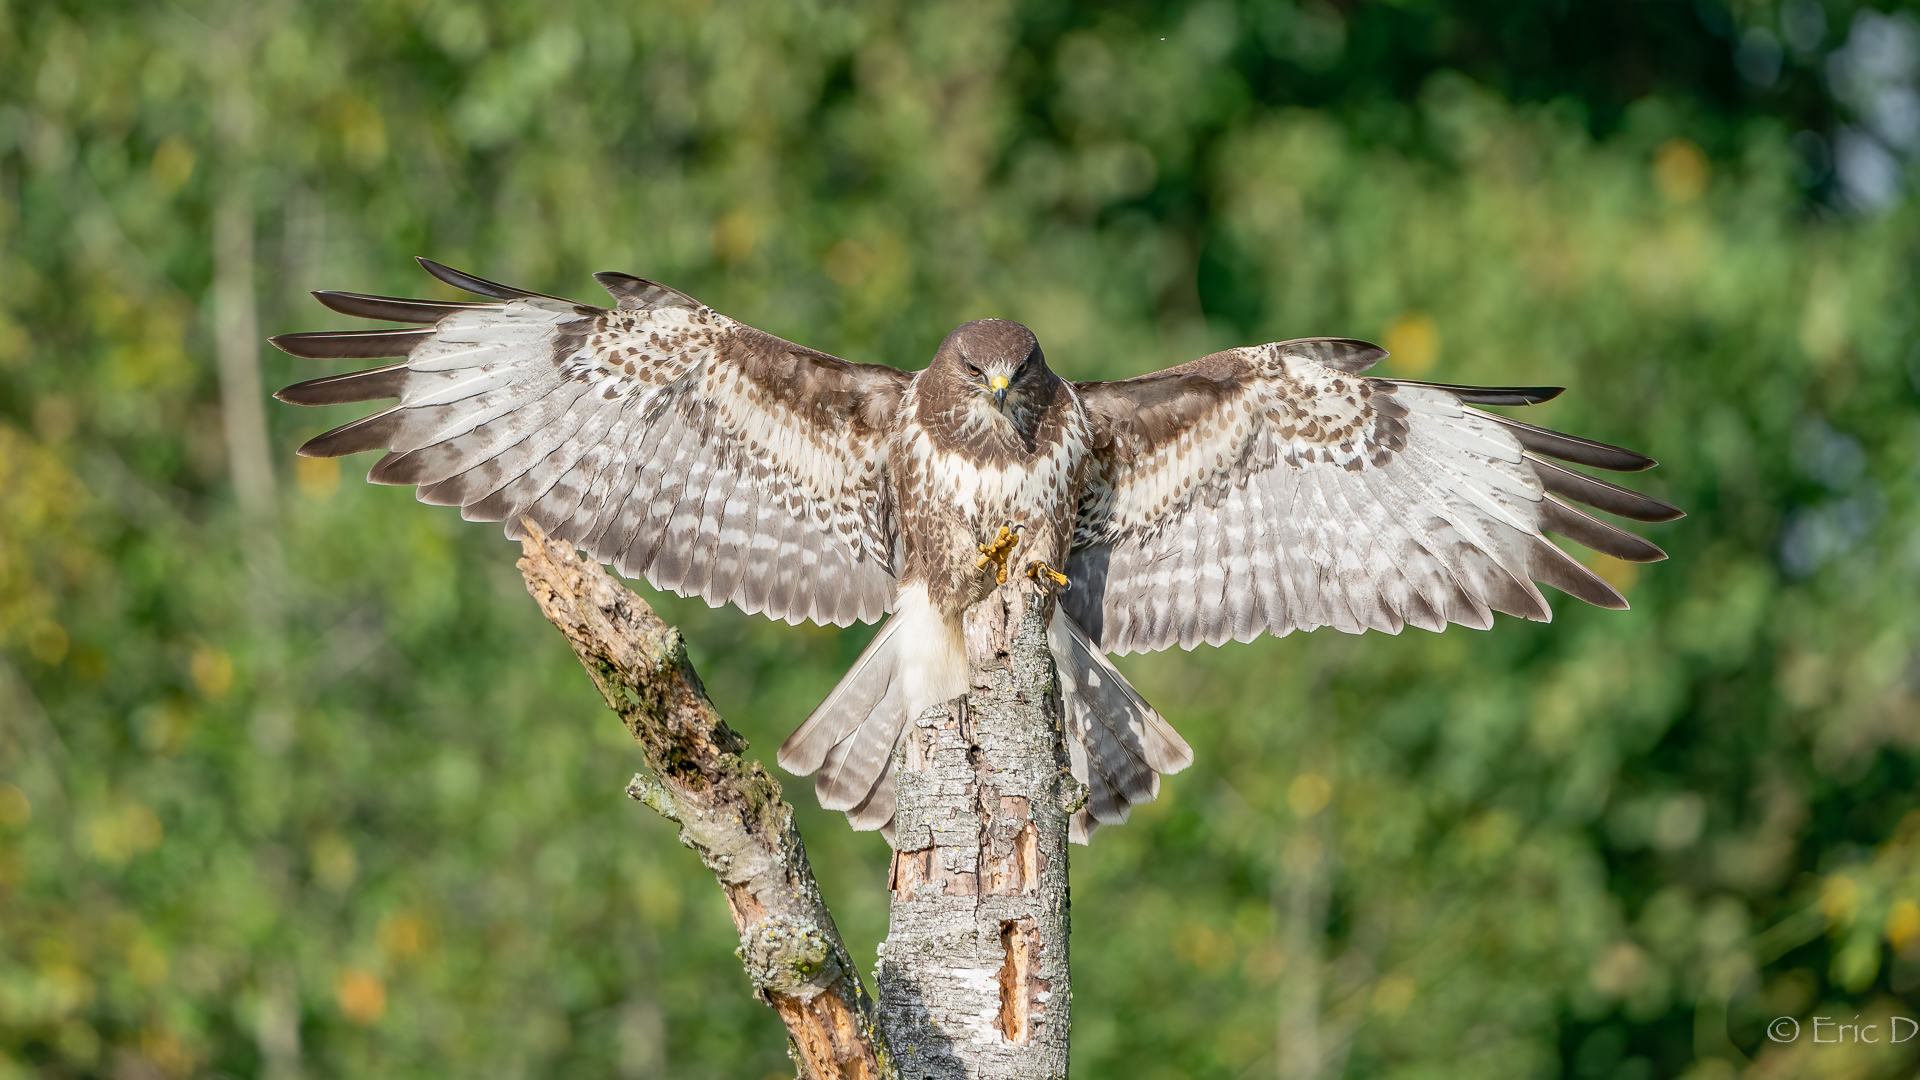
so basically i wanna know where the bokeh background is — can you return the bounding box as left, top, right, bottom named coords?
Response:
left=4, top=0, right=1920, bottom=1077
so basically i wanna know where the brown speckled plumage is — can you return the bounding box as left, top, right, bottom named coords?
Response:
left=275, top=260, right=1679, bottom=842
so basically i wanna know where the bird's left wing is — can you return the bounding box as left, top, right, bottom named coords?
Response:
left=1066, top=339, right=1680, bottom=655
left=274, top=260, right=911, bottom=627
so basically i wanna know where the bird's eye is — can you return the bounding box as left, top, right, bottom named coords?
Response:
left=966, top=364, right=983, bottom=379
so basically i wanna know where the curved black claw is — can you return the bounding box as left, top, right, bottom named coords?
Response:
left=1026, top=560, right=1070, bottom=593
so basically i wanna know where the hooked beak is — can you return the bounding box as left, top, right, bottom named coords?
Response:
left=990, top=375, right=1009, bottom=407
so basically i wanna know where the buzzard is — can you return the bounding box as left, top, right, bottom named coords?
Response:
left=274, top=259, right=1679, bottom=843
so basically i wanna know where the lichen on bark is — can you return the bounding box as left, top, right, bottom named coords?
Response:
left=515, top=520, right=893, bottom=1080
left=518, top=519, right=1076, bottom=1079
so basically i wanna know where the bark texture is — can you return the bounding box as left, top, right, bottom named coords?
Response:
left=516, top=521, right=894, bottom=1080
left=879, top=586, right=1073, bottom=1080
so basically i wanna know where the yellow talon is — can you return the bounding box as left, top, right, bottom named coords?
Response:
left=1026, top=560, right=1070, bottom=591
left=975, top=522, right=1022, bottom=585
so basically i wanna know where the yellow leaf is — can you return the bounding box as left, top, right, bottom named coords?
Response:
left=1820, top=875, right=1860, bottom=924
left=712, top=211, right=757, bottom=263
left=1652, top=138, right=1708, bottom=203
left=1287, top=772, right=1332, bottom=817
left=295, top=455, right=340, bottom=499
left=379, top=912, right=430, bottom=961
left=190, top=646, right=233, bottom=699
left=1372, top=973, right=1416, bottom=1017
left=151, top=136, right=195, bottom=194
left=0, top=783, right=29, bottom=827
left=1590, top=554, right=1639, bottom=594
left=1382, top=313, right=1440, bottom=376
left=335, top=969, right=387, bottom=1025
left=312, top=833, right=359, bottom=893
left=27, top=619, right=66, bottom=664
left=1887, top=899, right=1920, bottom=952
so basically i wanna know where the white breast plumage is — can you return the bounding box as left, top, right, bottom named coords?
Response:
left=899, top=394, right=1090, bottom=524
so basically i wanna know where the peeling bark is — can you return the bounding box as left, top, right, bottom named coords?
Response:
left=516, top=521, right=893, bottom=1080
left=996, top=918, right=1045, bottom=1046
left=878, top=586, right=1072, bottom=1079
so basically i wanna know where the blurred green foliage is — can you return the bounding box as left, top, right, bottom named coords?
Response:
left=2, top=1, right=1919, bottom=1078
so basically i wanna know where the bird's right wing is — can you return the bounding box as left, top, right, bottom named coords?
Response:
left=274, top=260, right=911, bottom=626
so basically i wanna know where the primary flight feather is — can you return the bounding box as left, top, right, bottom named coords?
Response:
left=275, top=259, right=1680, bottom=843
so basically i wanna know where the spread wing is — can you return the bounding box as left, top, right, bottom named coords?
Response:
left=274, top=259, right=910, bottom=627
left=1065, top=338, right=1681, bottom=655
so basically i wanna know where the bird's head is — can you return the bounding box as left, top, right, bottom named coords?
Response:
left=932, top=319, right=1050, bottom=417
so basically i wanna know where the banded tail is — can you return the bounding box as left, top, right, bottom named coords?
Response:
left=776, top=586, right=1193, bottom=844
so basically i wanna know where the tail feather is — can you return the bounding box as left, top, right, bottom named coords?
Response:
left=846, top=769, right=898, bottom=837
left=778, top=617, right=906, bottom=776
left=813, top=694, right=909, bottom=811
left=776, top=590, right=1193, bottom=846
left=1050, top=605, right=1193, bottom=844
left=776, top=584, right=966, bottom=832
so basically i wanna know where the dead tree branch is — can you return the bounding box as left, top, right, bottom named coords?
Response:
left=515, top=520, right=893, bottom=1080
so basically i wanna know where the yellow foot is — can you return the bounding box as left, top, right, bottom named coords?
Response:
left=975, top=522, right=1023, bottom=585
left=1026, top=560, right=1070, bottom=592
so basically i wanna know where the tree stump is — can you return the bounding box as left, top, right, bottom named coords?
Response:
left=878, top=586, right=1073, bottom=1080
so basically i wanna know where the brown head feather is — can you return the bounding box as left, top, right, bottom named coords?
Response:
left=920, top=319, right=1060, bottom=445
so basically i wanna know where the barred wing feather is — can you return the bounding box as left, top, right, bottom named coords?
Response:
left=1066, top=339, right=1680, bottom=655
left=275, top=260, right=910, bottom=627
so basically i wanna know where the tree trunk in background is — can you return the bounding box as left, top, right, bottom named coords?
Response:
left=1276, top=829, right=1327, bottom=1080
left=212, top=164, right=272, bottom=520
left=211, top=15, right=287, bottom=656
left=1277, top=799, right=1356, bottom=1080
left=879, top=587, right=1073, bottom=1080
left=211, top=63, right=275, bottom=528
left=210, top=24, right=303, bottom=1078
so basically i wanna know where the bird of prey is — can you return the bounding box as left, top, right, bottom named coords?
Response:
left=274, top=259, right=1679, bottom=843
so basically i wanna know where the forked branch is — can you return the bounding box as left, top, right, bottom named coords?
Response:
left=515, top=519, right=893, bottom=1080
